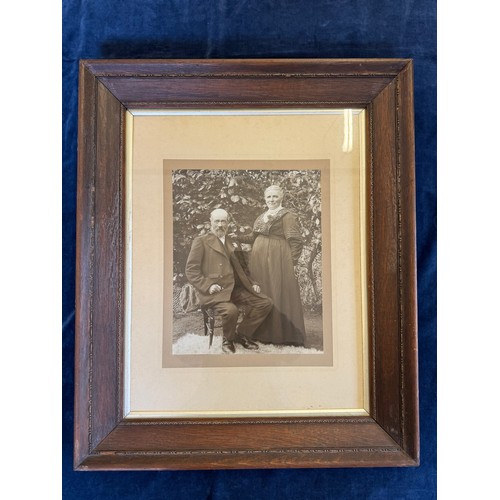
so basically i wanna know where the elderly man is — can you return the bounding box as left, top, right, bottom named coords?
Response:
left=185, top=209, right=272, bottom=353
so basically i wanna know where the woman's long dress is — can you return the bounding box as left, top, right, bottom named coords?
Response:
left=242, top=209, right=306, bottom=346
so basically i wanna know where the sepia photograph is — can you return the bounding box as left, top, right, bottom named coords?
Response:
left=164, top=160, right=333, bottom=366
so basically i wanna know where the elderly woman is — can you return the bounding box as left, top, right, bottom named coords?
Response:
left=240, top=185, right=306, bottom=346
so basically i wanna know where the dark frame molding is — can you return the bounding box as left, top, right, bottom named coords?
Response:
left=75, top=59, right=418, bottom=470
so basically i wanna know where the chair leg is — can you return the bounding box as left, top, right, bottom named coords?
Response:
left=203, top=309, right=209, bottom=337
left=208, top=313, right=215, bottom=348
left=202, top=308, right=216, bottom=349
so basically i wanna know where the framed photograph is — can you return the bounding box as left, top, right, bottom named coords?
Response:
left=75, top=59, right=418, bottom=469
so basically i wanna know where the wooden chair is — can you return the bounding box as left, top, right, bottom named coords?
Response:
left=201, top=305, right=217, bottom=348
left=201, top=305, right=245, bottom=349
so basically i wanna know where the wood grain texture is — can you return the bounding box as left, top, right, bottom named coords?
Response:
left=74, top=58, right=419, bottom=470
left=90, top=82, right=123, bottom=446
left=84, top=58, right=410, bottom=77
left=371, top=80, right=402, bottom=444
left=79, top=446, right=415, bottom=471
left=95, top=418, right=395, bottom=452
left=97, top=75, right=393, bottom=108
left=397, top=63, right=419, bottom=461
left=74, top=61, right=97, bottom=467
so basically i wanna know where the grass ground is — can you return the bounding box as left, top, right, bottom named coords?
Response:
left=172, top=309, right=323, bottom=350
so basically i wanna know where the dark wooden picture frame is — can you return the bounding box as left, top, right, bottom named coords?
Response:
left=75, top=58, right=418, bottom=470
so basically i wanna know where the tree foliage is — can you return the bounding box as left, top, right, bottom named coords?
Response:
left=172, top=169, right=323, bottom=309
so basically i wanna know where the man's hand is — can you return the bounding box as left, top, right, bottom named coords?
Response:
left=209, top=284, right=223, bottom=294
left=252, top=284, right=261, bottom=294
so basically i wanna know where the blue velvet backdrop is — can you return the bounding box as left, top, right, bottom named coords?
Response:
left=62, top=1, right=436, bottom=497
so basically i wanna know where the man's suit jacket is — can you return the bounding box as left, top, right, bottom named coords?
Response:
left=185, top=232, right=258, bottom=307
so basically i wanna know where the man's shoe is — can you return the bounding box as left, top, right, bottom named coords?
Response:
left=222, top=339, right=236, bottom=354
left=235, top=336, right=259, bottom=350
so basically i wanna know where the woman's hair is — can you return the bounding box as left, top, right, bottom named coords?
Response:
left=264, top=185, right=284, bottom=197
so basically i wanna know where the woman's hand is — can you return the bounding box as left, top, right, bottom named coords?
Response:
left=252, top=284, right=261, bottom=294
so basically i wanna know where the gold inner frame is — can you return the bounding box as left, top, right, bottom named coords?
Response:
left=124, top=109, right=369, bottom=419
